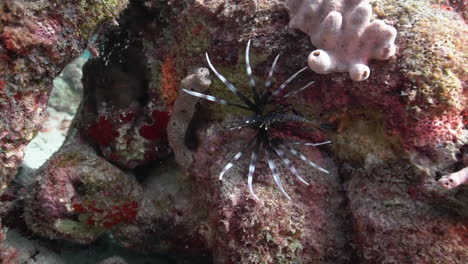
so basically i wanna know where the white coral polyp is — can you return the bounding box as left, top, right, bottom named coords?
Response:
left=287, top=0, right=397, bottom=81
left=307, top=49, right=333, bottom=74
left=349, top=63, right=370, bottom=81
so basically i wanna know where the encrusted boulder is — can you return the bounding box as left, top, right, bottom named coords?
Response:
left=24, top=141, right=142, bottom=244
left=77, top=29, right=172, bottom=169
left=0, top=0, right=129, bottom=194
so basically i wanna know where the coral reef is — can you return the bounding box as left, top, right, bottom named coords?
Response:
left=0, top=0, right=466, bottom=263
left=23, top=141, right=142, bottom=244
left=345, top=163, right=468, bottom=263
left=76, top=29, right=171, bottom=168
left=286, top=0, right=397, bottom=81
left=112, top=158, right=211, bottom=258
left=316, top=0, right=467, bottom=170
left=112, top=126, right=350, bottom=263
left=191, top=128, right=350, bottom=263
left=0, top=0, right=128, bottom=195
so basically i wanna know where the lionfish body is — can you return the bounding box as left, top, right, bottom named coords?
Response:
left=183, top=40, right=330, bottom=200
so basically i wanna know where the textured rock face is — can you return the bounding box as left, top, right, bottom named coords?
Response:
left=323, top=0, right=467, bottom=171
left=23, top=141, right=142, bottom=244
left=0, top=0, right=129, bottom=194
left=0, top=223, right=17, bottom=264
left=2, top=0, right=467, bottom=263
left=345, top=163, right=468, bottom=264
left=77, top=31, right=172, bottom=169
left=191, top=128, right=350, bottom=263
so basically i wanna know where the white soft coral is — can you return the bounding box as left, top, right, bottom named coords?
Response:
left=286, top=0, right=397, bottom=81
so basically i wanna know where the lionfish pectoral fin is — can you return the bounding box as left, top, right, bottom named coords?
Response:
left=246, top=40, right=260, bottom=104
left=282, top=144, right=329, bottom=174
left=219, top=135, right=258, bottom=180
left=272, top=144, right=309, bottom=185
left=182, top=89, right=251, bottom=111
left=247, top=139, right=262, bottom=200
left=291, top=141, right=332, bottom=146
left=281, top=81, right=315, bottom=99
left=262, top=54, right=280, bottom=101
left=266, top=145, right=292, bottom=200
left=270, top=67, right=308, bottom=98
left=219, top=151, right=244, bottom=180
left=206, top=53, right=258, bottom=111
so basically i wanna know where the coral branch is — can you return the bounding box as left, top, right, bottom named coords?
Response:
left=286, top=0, right=397, bottom=81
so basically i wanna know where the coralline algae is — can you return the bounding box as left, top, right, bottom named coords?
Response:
left=0, top=0, right=466, bottom=263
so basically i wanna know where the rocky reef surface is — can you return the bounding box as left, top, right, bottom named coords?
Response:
left=1, top=0, right=467, bottom=263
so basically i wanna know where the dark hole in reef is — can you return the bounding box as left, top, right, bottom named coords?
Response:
left=362, top=71, right=368, bottom=79
left=72, top=179, right=87, bottom=196
left=133, top=158, right=167, bottom=182
left=82, top=32, right=149, bottom=113
left=185, top=116, right=200, bottom=150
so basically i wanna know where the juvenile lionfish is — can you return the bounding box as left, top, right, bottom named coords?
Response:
left=183, top=40, right=330, bottom=200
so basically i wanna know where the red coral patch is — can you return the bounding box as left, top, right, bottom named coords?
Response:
left=88, top=116, right=119, bottom=145
left=139, top=110, right=170, bottom=140
left=73, top=201, right=138, bottom=228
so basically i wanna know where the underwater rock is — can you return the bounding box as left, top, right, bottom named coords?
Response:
left=112, top=125, right=351, bottom=263
left=0, top=0, right=129, bottom=195
left=23, top=141, right=142, bottom=244
left=112, top=158, right=212, bottom=258
left=76, top=31, right=171, bottom=169
left=314, top=0, right=467, bottom=172
left=81, top=0, right=467, bottom=262
left=1, top=0, right=465, bottom=263
left=193, top=128, right=351, bottom=263
left=0, top=223, right=17, bottom=264
left=345, top=163, right=468, bottom=263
